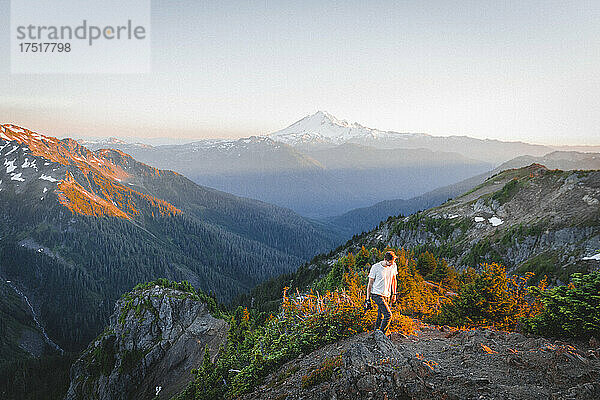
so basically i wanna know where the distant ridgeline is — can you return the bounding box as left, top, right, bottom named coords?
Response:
left=0, top=123, right=341, bottom=357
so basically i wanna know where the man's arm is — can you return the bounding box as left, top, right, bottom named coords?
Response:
left=390, top=273, right=397, bottom=303
left=366, top=277, right=374, bottom=300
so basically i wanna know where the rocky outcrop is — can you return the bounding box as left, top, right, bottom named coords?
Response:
left=65, top=285, right=228, bottom=400
left=242, top=324, right=600, bottom=400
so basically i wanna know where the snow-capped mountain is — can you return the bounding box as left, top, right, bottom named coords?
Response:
left=78, top=136, right=153, bottom=149
left=66, top=111, right=559, bottom=219
left=270, top=111, right=552, bottom=164
left=78, top=136, right=127, bottom=145
left=76, top=130, right=492, bottom=217
left=270, top=111, right=425, bottom=146
left=182, top=135, right=288, bottom=153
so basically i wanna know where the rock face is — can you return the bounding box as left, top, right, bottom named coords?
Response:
left=65, top=285, right=228, bottom=400
left=242, top=325, right=600, bottom=400
left=334, top=165, right=600, bottom=282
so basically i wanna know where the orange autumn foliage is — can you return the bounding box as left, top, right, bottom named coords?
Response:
left=2, top=124, right=181, bottom=219
left=282, top=267, right=417, bottom=337
left=57, top=171, right=181, bottom=219
left=57, top=175, right=131, bottom=219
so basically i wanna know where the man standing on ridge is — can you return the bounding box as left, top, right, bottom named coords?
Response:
left=365, top=251, right=398, bottom=334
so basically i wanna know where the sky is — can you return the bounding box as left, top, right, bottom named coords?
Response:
left=0, top=0, right=599, bottom=145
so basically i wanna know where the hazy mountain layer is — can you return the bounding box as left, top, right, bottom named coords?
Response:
left=82, top=118, right=495, bottom=218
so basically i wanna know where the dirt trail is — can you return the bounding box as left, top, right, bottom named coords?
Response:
left=392, top=324, right=600, bottom=400
left=243, top=322, right=600, bottom=400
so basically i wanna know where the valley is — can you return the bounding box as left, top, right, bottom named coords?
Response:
left=0, top=124, right=340, bottom=354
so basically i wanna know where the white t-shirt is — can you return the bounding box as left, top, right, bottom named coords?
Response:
left=368, top=261, right=398, bottom=297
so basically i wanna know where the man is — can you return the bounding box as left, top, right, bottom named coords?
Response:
left=365, top=251, right=398, bottom=334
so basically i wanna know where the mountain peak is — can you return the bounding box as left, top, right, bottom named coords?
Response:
left=1, top=123, right=181, bottom=219
left=311, top=110, right=348, bottom=124
left=296, top=111, right=352, bottom=130
left=270, top=112, right=368, bottom=144
left=1, top=123, right=58, bottom=145
left=269, top=112, right=415, bottom=146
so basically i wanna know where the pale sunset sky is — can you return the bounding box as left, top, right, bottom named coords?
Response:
left=0, top=0, right=598, bottom=145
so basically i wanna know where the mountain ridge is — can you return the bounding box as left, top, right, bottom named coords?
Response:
left=269, top=111, right=553, bottom=164
left=328, top=150, right=600, bottom=235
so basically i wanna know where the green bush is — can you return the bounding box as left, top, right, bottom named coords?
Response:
left=523, top=271, right=600, bottom=338
left=492, top=178, right=521, bottom=204
left=461, top=239, right=503, bottom=267
left=128, top=279, right=224, bottom=319
left=433, top=263, right=537, bottom=330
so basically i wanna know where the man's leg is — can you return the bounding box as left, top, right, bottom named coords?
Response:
left=372, top=295, right=385, bottom=331
left=380, top=297, right=392, bottom=333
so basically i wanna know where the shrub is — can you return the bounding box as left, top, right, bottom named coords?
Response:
left=433, top=263, right=543, bottom=330
left=183, top=346, right=229, bottom=400
left=523, top=271, right=600, bottom=338
left=177, top=264, right=422, bottom=399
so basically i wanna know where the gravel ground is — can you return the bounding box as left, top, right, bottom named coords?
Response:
left=242, top=321, right=600, bottom=400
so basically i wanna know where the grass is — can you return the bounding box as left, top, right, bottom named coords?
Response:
left=492, top=178, right=522, bottom=205
left=301, top=355, right=342, bottom=388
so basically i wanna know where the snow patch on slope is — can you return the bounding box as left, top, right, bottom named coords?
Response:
left=488, top=217, right=503, bottom=227
left=10, top=172, right=25, bottom=181
left=39, top=174, right=58, bottom=182
left=4, top=159, right=17, bottom=173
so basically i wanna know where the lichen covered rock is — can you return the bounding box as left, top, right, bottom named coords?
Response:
left=65, top=284, right=228, bottom=400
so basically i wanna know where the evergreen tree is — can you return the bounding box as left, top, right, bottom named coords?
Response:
left=417, top=251, right=437, bottom=277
